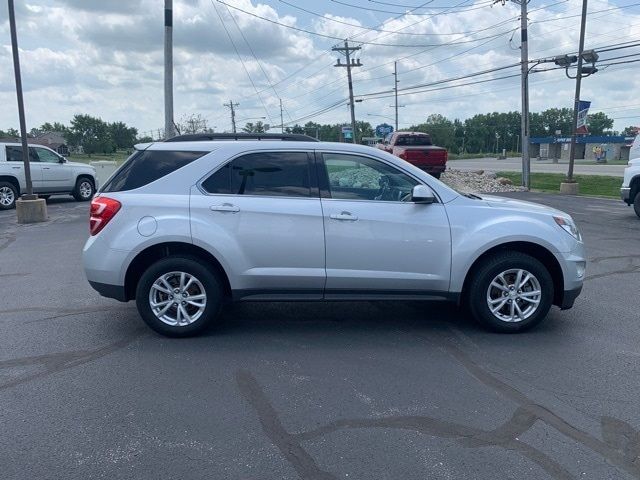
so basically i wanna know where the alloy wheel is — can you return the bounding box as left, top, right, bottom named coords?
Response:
left=148, top=271, right=207, bottom=326
left=0, top=186, right=15, bottom=207
left=486, top=268, right=542, bottom=323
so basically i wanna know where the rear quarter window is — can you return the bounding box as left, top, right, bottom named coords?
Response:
left=102, top=150, right=206, bottom=192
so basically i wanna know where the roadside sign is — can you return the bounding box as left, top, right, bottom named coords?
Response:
left=375, top=123, right=393, bottom=137
left=342, top=126, right=353, bottom=139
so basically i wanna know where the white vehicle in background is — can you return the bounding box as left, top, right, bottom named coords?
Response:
left=621, top=135, right=640, bottom=218
left=0, top=143, right=97, bottom=210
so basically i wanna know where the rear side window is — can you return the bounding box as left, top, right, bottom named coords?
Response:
left=395, top=135, right=432, bottom=146
left=201, top=152, right=313, bottom=198
left=6, top=146, right=39, bottom=162
left=102, top=150, right=206, bottom=192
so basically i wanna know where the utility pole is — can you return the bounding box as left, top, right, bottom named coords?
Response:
left=495, top=0, right=530, bottom=188
left=566, top=0, right=589, bottom=187
left=8, top=0, right=33, bottom=198
left=279, top=99, right=284, bottom=133
left=518, top=0, right=530, bottom=189
left=393, top=61, right=399, bottom=131
left=164, top=0, right=175, bottom=140
left=333, top=41, right=362, bottom=143
left=224, top=100, right=239, bottom=133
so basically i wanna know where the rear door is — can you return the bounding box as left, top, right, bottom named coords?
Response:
left=190, top=151, right=326, bottom=298
left=319, top=151, right=451, bottom=296
left=5, top=146, right=42, bottom=190
left=33, top=147, right=74, bottom=191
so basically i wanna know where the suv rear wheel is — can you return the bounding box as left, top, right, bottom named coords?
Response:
left=135, top=256, right=224, bottom=337
left=73, top=177, right=95, bottom=201
left=634, top=192, right=640, bottom=218
left=467, top=251, right=553, bottom=332
left=0, top=181, right=18, bottom=210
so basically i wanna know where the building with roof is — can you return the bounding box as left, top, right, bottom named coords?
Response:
left=530, top=135, right=635, bottom=162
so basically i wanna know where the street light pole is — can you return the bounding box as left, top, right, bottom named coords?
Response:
left=567, top=0, right=588, bottom=185
left=394, top=61, right=399, bottom=131
left=8, top=0, right=34, bottom=198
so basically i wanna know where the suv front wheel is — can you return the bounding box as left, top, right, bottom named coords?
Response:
left=135, top=256, right=224, bottom=337
left=634, top=192, right=640, bottom=218
left=467, top=252, right=553, bottom=332
left=73, top=177, right=95, bottom=201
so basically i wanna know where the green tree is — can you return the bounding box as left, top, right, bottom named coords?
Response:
left=410, top=114, right=456, bottom=151
left=108, top=121, right=138, bottom=149
left=66, top=114, right=114, bottom=154
left=242, top=121, right=267, bottom=133
left=587, top=112, right=614, bottom=135
left=622, top=125, right=639, bottom=136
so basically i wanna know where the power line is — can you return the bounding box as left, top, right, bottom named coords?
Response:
left=328, top=0, right=495, bottom=16
left=210, top=0, right=273, bottom=125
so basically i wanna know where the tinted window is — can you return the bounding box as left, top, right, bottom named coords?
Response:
left=323, top=153, right=417, bottom=202
left=202, top=152, right=312, bottom=198
left=6, top=146, right=39, bottom=163
left=102, top=150, right=206, bottom=192
left=395, top=135, right=432, bottom=146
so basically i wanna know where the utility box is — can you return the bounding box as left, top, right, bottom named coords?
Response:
left=90, top=160, right=118, bottom=189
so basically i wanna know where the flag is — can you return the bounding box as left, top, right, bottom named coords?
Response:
left=576, top=100, right=591, bottom=134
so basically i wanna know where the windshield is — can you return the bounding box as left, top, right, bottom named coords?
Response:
left=395, top=135, right=432, bottom=146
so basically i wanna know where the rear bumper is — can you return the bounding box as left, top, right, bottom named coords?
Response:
left=621, top=187, right=631, bottom=204
left=89, top=281, right=128, bottom=302
left=417, top=165, right=447, bottom=174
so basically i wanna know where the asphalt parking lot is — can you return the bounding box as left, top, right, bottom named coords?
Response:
left=1, top=193, right=639, bottom=480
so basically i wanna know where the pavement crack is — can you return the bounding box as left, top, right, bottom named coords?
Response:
left=236, top=369, right=337, bottom=480
left=0, top=332, right=145, bottom=391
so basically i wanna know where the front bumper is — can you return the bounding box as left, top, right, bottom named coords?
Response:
left=89, top=281, right=127, bottom=302
left=621, top=187, right=631, bottom=204
left=560, top=285, right=582, bottom=310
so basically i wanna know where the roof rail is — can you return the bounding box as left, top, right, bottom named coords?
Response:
left=164, top=133, right=320, bottom=142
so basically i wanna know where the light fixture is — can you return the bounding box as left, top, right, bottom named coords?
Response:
left=581, top=49, right=599, bottom=63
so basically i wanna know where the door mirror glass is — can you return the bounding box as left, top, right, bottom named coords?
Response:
left=411, top=185, right=435, bottom=204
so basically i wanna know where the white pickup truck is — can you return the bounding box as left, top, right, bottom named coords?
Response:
left=0, top=142, right=97, bottom=210
left=621, top=136, right=640, bottom=218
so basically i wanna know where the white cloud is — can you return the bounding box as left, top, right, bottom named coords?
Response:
left=0, top=0, right=638, bottom=133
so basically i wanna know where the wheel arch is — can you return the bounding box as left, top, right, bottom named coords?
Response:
left=124, top=242, right=232, bottom=302
left=0, top=175, right=20, bottom=195
left=460, top=241, right=565, bottom=307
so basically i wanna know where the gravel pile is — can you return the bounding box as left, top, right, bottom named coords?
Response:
left=440, top=169, right=527, bottom=193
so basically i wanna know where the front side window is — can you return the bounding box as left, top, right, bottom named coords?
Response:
left=35, top=147, right=61, bottom=164
left=323, top=153, right=418, bottom=202
left=6, top=146, right=39, bottom=163
left=202, top=152, right=312, bottom=198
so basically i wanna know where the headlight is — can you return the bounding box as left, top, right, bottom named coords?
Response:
left=553, top=216, right=582, bottom=241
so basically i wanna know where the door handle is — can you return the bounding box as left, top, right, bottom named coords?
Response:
left=42, top=167, right=51, bottom=170
left=11, top=166, right=21, bottom=169
left=330, top=211, right=358, bottom=221
left=210, top=203, right=240, bottom=213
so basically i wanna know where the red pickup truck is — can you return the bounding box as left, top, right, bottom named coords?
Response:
left=377, top=131, right=447, bottom=178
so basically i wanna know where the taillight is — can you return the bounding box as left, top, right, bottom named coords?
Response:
left=90, top=197, right=121, bottom=236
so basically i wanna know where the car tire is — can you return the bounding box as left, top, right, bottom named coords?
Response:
left=0, top=181, right=18, bottom=210
left=72, top=177, right=95, bottom=201
left=634, top=192, right=640, bottom=219
left=135, top=256, right=224, bottom=337
left=467, top=251, right=553, bottom=333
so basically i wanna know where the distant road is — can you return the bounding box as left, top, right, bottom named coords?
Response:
left=449, top=157, right=626, bottom=177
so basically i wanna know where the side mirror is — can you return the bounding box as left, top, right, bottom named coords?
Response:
left=58, top=156, right=66, bottom=163
left=411, top=185, right=436, bottom=204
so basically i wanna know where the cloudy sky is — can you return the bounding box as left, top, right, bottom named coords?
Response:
left=0, top=0, right=639, bottom=136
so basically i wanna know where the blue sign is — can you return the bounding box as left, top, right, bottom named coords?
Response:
left=375, top=123, right=394, bottom=138
left=341, top=126, right=353, bottom=139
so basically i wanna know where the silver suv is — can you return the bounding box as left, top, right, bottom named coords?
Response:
left=0, top=143, right=97, bottom=209
left=83, top=137, right=585, bottom=337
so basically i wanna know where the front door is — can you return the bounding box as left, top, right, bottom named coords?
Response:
left=33, top=147, right=74, bottom=191
left=319, top=152, right=451, bottom=296
left=190, top=151, right=326, bottom=298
